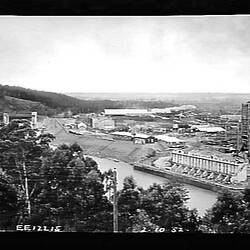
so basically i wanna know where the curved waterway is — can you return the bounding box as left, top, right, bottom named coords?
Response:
left=90, top=156, right=218, bottom=216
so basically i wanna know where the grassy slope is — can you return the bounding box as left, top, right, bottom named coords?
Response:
left=0, top=95, right=52, bottom=114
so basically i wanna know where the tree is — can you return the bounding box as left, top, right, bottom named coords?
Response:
left=202, top=189, right=246, bottom=233
left=117, top=176, right=143, bottom=232
left=128, top=209, right=158, bottom=233
left=0, top=119, right=55, bottom=224
left=141, top=182, right=201, bottom=232
left=32, top=143, right=113, bottom=232
left=238, top=188, right=250, bottom=232
left=0, top=172, right=20, bottom=230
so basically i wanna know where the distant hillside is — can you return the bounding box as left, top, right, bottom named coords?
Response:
left=0, top=84, right=124, bottom=115
left=0, top=84, right=86, bottom=113
left=1, top=85, right=247, bottom=116
left=0, top=95, right=53, bottom=114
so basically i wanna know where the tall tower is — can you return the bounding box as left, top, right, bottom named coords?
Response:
left=241, top=102, right=250, bottom=188
left=240, top=103, right=250, bottom=153
left=3, top=113, right=9, bottom=125
left=31, top=112, right=37, bottom=128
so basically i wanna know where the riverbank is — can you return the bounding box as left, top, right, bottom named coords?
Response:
left=90, top=155, right=218, bottom=216
left=133, top=163, right=245, bottom=193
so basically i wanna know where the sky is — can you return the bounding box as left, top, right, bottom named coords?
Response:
left=0, top=16, right=250, bottom=94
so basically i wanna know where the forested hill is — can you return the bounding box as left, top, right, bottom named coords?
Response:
left=0, top=84, right=124, bottom=115
left=0, top=84, right=181, bottom=116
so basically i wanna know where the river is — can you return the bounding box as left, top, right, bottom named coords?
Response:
left=90, top=156, right=218, bottom=216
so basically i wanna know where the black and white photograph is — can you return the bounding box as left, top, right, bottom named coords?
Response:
left=1, top=15, right=250, bottom=234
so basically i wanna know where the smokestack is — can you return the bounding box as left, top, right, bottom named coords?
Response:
left=3, top=113, right=9, bottom=125
left=31, top=112, right=37, bottom=128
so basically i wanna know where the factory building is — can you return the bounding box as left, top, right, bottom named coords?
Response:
left=110, top=131, right=157, bottom=144
left=191, top=125, right=226, bottom=133
left=104, top=105, right=196, bottom=116
left=91, top=116, right=115, bottom=131
left=171, top=150, right=247, bottom=184
left=104, top=109, right=150, bottom=116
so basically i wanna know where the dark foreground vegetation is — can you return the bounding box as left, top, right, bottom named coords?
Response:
left=0, top=119, right=250, bottom=232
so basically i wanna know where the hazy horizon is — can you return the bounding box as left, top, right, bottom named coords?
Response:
left=1, top=16, right=250, bottom=93
left=66, top=91, right=250, bottom=94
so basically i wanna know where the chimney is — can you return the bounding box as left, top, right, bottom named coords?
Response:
left=31, top=112, right=37, bottom=128
left=3, top=113, right=9, bottom=125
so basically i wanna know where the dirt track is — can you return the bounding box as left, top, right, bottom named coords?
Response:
left=43, top=117, right=170, bottom=164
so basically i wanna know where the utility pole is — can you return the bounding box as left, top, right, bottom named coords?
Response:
left=112, top=168, right=118, bottom=233
left=104, top=168, right=119, bottom=232
left=22, top=161, right=31, bottom=216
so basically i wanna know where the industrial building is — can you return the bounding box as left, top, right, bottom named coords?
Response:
left=111, top=131, right=133, bottom=140
left=91, top=116, right=115, bottom=131
left=171, top=150, right=247, bottom=184
left=133, top=133, right=157, bottom=144
left=191, top=125, right=226, bottom=133
left=104, top=109, right=150, bottom=116
left=110, top=131, right=157, bottom=144
left=104, top=105, right=197, bottom=116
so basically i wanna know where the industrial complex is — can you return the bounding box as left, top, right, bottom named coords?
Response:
left=2, top=100, right=250, bottom=191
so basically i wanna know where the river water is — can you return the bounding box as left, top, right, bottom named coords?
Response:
left=90, top=156, right=218, bottom=216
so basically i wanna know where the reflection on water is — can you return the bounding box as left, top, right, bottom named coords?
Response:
left=90, top=156, right=218, bottom=216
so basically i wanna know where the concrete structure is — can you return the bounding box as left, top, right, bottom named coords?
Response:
left=3, top=112, right=9, bottom=125
left=171, top=150, right=247, bottom=184
left=31, top=112, right=37, bottom=128
left=238, top=102, right=250, bottom=189
left=2, top=112, right=37, bottom=128
left=240, top=102, right=250, bottom=154
left=91, top=116, right=115, bottom=130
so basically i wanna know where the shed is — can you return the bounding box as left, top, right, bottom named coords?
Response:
left=133, top=133, right=157, bottom=144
